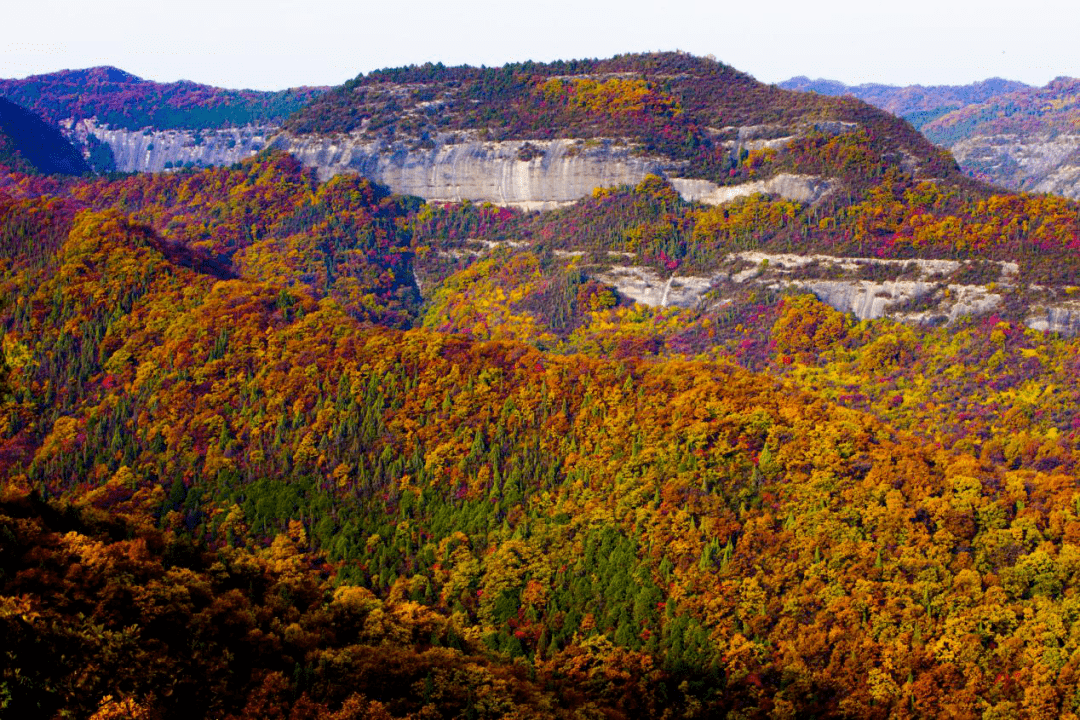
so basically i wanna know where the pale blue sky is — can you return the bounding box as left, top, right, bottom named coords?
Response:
left=2, top=0, right=1077, bottom=90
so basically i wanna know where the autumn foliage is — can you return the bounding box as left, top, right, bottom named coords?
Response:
left=4, top=114, right=1080, bottom=718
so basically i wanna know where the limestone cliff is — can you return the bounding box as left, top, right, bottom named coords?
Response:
left=949, top=132, right=1080, bottom=200
left=591, top=250, right=1080, bottom=336
left=65, top=119, right=272, bottom=173
left=73, top=122, right=838, bottom=209
left=268, top=133, right=678, bottom=210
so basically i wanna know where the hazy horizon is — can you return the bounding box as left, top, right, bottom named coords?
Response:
left=2, top=0, right=1077, bottom=92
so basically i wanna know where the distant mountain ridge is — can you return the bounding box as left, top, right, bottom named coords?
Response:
left=0, top=66, right=327, bottom=132
left=779, top=76, right=1030, bottom=129
left=780, top=75, right=1080, bottom=198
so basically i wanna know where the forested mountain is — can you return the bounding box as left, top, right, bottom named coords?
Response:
left=0, top=67, right=328, bottom=175
left=285, top=52, right=963, bottom=187
left=4, top=53, right=1080, bottom=718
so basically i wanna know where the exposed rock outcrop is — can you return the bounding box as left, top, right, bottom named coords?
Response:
left=590, top=251, right=1080, bottom=336
left=594, top=266, right=713, bottom=308
left=1025, top=302, right=1080, bottom=335
left=73, top=122, right=838, bottom=209
left=950, top=132, right=1080, bottom=199
left=670, top=174, right=835, bottom=206
left=270, top=134, right=676, bottom=210
left=65, top=119, right=271, bottom=173
left=798, top=280, right=1001, bottom=324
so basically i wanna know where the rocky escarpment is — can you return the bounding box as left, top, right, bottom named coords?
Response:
left=269, top=133, right=677, bottom=210
left=670, top=174, right=835, bottom=206
left=73, top=122, right=838, bottom=209
left=590, top=251, right=1080, bottom=336
left=949, top=132, right=1080, bottom=199
left=65, top=119, right=273, bottom=173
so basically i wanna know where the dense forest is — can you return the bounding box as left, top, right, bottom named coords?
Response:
left=5, top=53, right=1080, bottom=718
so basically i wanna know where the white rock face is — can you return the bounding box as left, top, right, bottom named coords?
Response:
left=587, top=251, right=1080, bottom=333
left=795, top=281, right=1003, bottom=323
left=1025, top=302, right=1080, bottom=335
left=68, top=119, right=271, bottom=173
left=594, top=266, right=676, bottom=307
left=796, top=280, right=938, bottom=320
left=592, top=267, right=714, bottom=309
left=75, top=121, right=838, bottom=209
left=669, top=174, right=835, bottom=205
left=727, top=251, right=977, bottom=277
left=271, top=134, right=676, bottom=207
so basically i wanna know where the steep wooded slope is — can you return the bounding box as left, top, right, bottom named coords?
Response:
left=0, top=97, right=89, bottom=175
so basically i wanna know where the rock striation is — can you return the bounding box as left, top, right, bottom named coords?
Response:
left=65, top=119, right=272, bottom=173
left=949, top=132, right=1080, bottom=199
left=590, top=251, right=1080, bottom=336
left=670, top=174, right=835, bottom=206
left=269, top=134, right=676, bottom=210
left=71, top=122, right=838, bottom=209
left=1024, top=302, right=1080, bottom=335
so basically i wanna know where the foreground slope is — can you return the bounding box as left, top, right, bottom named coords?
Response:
left=5, top=155, right=1080, bottom=717
left=0, top=489, right=607, bottom=720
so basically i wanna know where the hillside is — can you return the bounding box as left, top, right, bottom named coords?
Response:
left=923, top=78, right=1080, bottom=197
left=282, top=52, right=964, bottom=190
left=1, top=488, right=641, bottom=719
left=3, top=148, right=1080, bottom=715
left=781, top=75, right=1080, bottom=199
left=0, top=97, right=89, bottom=175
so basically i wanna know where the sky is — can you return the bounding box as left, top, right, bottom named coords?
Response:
left=2, top=0, right=1078, bottom=91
